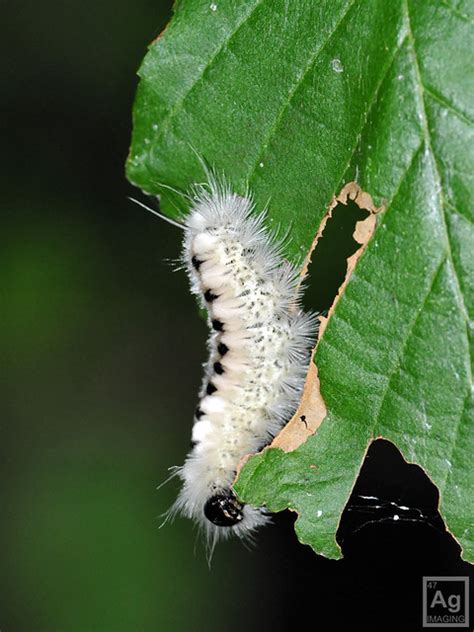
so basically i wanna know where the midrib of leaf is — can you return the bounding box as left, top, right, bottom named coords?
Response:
left=398, top=0, right=472, bottom=492
left=405, top=0, right=469, bottom=321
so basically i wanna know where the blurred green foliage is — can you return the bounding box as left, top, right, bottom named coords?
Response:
left=1, top=2, right=279, bottom=630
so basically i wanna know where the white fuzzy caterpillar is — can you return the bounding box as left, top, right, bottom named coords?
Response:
left=143, top=172, right=317, bottom=550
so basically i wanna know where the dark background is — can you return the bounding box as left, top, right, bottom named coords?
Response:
left=2, top=1, right=472, bottom=630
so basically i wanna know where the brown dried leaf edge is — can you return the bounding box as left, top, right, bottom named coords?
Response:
left=272, top=182, right=383, bottom=452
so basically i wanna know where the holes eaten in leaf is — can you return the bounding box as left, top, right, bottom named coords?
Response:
left=337, top=439, right=448, bottom=548
left=270, top=183, right=380, bottom=453
left=303, top=198, right=370, bottom=315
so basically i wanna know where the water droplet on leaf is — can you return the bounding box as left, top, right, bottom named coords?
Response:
left=331, top=58, right=344, bottom=73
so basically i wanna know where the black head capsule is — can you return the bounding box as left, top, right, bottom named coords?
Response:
left=203, top=489, right=245, bottom=527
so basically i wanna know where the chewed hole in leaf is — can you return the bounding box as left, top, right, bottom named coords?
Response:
left=337, top=439, right=449, bottom=549
left=303, top=198, right=369, bottom=315
left=270, top=182, right=381, bottom=453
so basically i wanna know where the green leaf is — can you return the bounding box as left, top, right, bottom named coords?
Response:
left=127, top=0, right=474, bottom=561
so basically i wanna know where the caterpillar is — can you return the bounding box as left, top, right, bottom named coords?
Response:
left=137, top=170, right=317, bottom=552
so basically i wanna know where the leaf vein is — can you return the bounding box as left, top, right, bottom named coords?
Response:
left=246, top=0, right=358, bottom=185
left=437, top=0, right=474, bottom=26
left=395, top=0, right=473, bottom=491
left=372, top=256, right=446, bottom=435
left=440, top=388, right=472, bottom=494
left=405, top=0, right=471, bottom=359
left=445, top=199, right=474, bottom=227
left=336, top=33, right=409, bottom=193
left=148, top=0, right=266, bottom=147
left=424, top=87, right=474, bottom=127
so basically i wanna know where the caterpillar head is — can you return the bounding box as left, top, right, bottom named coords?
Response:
left=203, top=489, right=244, bottom=527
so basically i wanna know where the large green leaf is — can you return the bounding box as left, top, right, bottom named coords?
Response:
left=127, top=0, right=474, bottom=561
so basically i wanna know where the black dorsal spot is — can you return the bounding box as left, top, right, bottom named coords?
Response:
left=191, top=256, right=202, bottom=270
left=203, top=490, right=244, bottom=527
left=212, top=319, right=224, bottom=332
left=217, top=342, right=229, bottom=356
left=206, top=382, right=217, bottom=395
left=214, top=361, right=224, bottom=375
left=204, top=289, right=218, bottom=302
